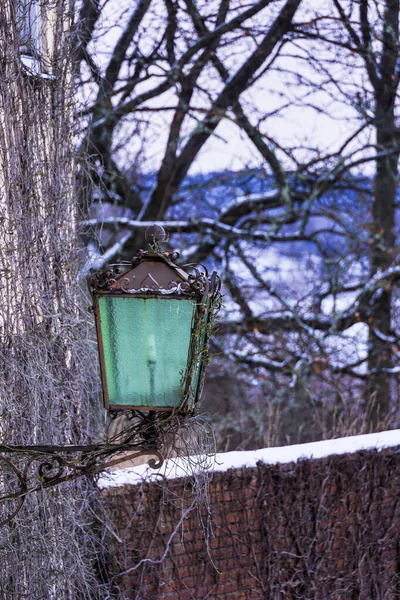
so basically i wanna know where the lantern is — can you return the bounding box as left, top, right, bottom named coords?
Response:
left=88, top=227, right=221, bottom=413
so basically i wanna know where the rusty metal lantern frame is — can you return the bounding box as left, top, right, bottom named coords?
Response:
left=88, top=243, right=222, bottom=414
left=0, top=227, right=221, bottom=526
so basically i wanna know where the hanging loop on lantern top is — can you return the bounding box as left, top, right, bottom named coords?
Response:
left=88, top=228, right=222, bottom=414
left=145, top=224, right=168, bottom=250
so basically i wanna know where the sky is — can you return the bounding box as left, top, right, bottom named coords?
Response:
left=83, top=0, right=372, bottom=177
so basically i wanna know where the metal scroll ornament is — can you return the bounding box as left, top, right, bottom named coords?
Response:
left=0, top=443, right=163, bottom=527
left=88, top=253, right=221, bottom=301
left=88, top=225, right=221, bottom=300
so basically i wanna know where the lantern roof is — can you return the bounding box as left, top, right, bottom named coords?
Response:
left=88, top=249, right=220, bottom=300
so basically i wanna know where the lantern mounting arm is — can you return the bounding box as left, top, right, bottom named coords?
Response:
left=0, top=442, right=164, bottom=527
left=0, top=227, right=221, bottom=527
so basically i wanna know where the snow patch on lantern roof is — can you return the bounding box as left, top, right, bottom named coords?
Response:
left=98, top=429, right=400, bottom=488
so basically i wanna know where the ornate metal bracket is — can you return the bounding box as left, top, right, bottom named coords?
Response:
left=0, top=227, right=220, bottom=527
left=0, top=443, right=164, bottom=527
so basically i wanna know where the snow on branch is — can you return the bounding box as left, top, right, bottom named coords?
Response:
left=217, top=313, right=332, bottom=335
left=80, top=217, right=309, bottom=244
left=219, top=189, right=281, bottom=221
left=80, top=231, right=133, bottom=277
left=232, top=353, right=293, bottom=372
left=218, top=264, right=400, bottom=340
left=330, top=264, right=400, bottom=333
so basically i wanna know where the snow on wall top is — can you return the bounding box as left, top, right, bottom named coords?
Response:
left=98, top=429, right=400, bottom=488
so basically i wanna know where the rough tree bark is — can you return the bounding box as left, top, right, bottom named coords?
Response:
left=0, top=1, right=109, bottom=598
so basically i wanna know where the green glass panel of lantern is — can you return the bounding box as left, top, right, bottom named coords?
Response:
left=98, top=296, right=196, bottom=408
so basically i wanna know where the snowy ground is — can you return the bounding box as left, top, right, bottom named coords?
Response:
left=98, top=429, right=400, bottom=488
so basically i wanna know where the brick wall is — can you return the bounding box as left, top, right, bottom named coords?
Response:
left=102, top=446, right=400, bottom=599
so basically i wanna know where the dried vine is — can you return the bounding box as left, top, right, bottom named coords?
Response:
left=0, top=1, right=114, bottom=597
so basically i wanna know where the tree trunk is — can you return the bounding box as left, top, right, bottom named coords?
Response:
left=0, top=2, right=106, bottom=597
left=367, top=110, right=399, bottom=428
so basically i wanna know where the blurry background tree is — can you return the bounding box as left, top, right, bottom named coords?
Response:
left=75, top=0, right=400, bottom=451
